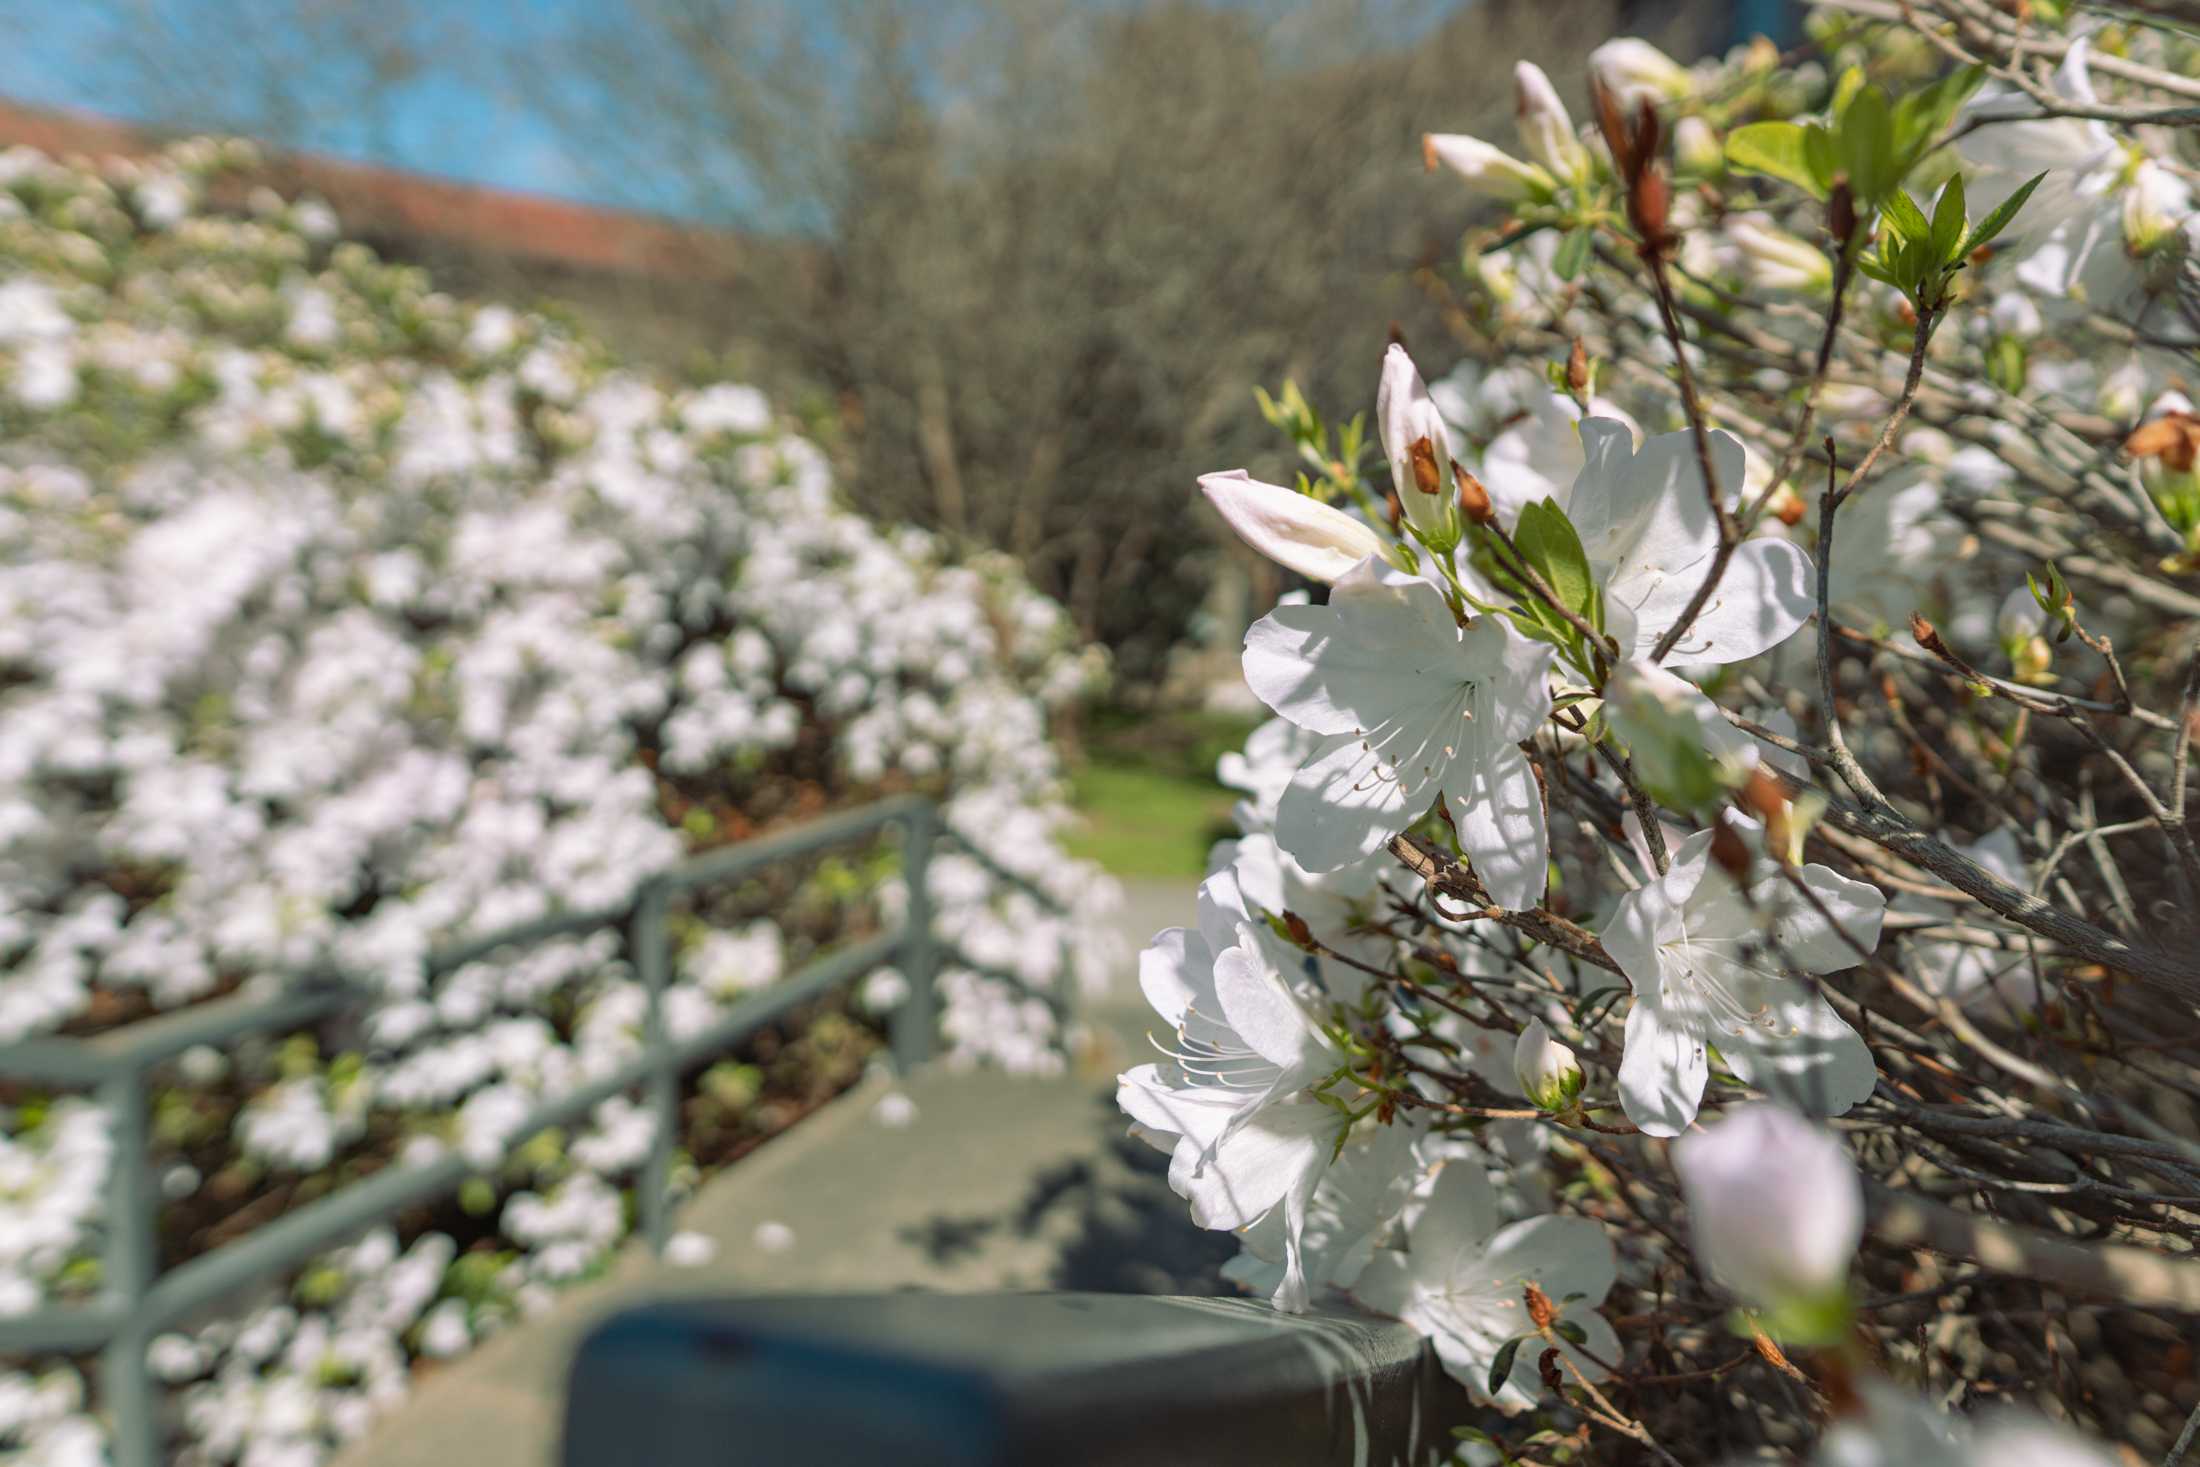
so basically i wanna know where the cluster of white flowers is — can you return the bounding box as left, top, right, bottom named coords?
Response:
left=1131, top=16, right=2189, bottom=1460
left=0, top=138, right=1120, bottom=1463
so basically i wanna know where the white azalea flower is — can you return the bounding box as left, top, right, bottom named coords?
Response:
left=1133, top=866, right=1344, bottom=1111
left=1217, top=713, right=1322, bottom=836
left=1242, top=558, right=1557, bottom=904
left=1566, top=421, right=1817, bottom=665
left=1894, top=828, right=2041, bottom=1013
left=1479, top=388, right=1641, bottom=526
left=1354, top=1163, right=1620, bottom=1410
left=1118, top=1077, right=1351, bottom=1312
left=1826, top=465, right=1954, bottom=632
left=1960, top=40, right=2191, bottom=319
left=1221, top=1117, right=1421, bottom=1304
left=1603, top=818, right=1885, bottom=1135
left=1220, top=832, right=1400, bottom=1004
left=1814, top=1384, right=2121, bottom=1467
left=1198, top=470, right=1386, bottom=584
left=1672, top=1104, right=1861, bottom=1309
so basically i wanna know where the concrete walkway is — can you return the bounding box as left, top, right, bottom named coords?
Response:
left=335, top=878, right=1212, bottom=1467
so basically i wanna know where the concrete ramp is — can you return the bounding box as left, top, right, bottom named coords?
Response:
left=333, top=879, right=1216, bottom=1467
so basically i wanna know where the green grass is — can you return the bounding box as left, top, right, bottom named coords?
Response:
left=1059, top=707, right=1261, bottom=878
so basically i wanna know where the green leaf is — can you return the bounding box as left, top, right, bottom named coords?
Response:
left=1725, top=122, right=1823, bottom=198
left=1879, top=187, right=1930, bottom=245
left=1555, top=1318, right=1587, bottom=1345
left=1854, top=250, right=1898, bottom=287
left=1487, top=1335, right=1525, bottom=1396
left=1828, top=65, right=1866, bottom=123
left=1513, top=497, right=1594, bottom=618
left=1930, top=172, right=1967, bottom=265
left=1553, top=225, right=1593, bottom=281
left=1801, top=123, right=1838, bottom=196
left=1839, top=85, right=1894, bottom=203
left=1962, top=171, right=2048, bottom=257
left=1892, top=65, right=1985, bottom=167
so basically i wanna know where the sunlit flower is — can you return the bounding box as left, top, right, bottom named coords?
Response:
left=1604, top=817, right=1885, bottom=1135
left=1354, top=1163, right=1619, bottom=1410
left=1242, top=558, right=1556, bottom=904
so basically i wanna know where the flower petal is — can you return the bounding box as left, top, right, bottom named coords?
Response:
left=1628, top=535, right=1816, bottom=664
left=1275, top=732, right=1420, bottom=872
left=1242, top=559, right=1468, bottom=738
left=1447, top=739, right=1548, bottom=910
left=1618, top=998, right=1707, bottom=1137
left=1199, top=469, right=1387, bottom=584
left=1705, top=976, right=1878, bottom=1119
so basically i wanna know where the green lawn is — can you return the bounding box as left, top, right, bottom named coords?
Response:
left=1060, top=707, right=1260, bottom=878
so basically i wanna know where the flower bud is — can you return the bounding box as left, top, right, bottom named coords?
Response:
left=1630, top=162, right=1672, bottom=251
left=1708, top=817, right=1751, bottom=880
left=1673, top=1104, right=1861, bottom=1320
left=1514, top=62, right=1589, bottom=184
left=1730, top=214, right=1831, bottom=295
left=1513, top=1018, right=1584, bottom=1111
left=1603, top=659, right=1755, bottom=812
left=1589, top=38, right=1694, bottom=110
left=1673, top=114, right=1723, bottom=178
left=1378, top=345, right=1463, bottom=551
left=1455, top=464, right=1496, bottom=526
left=1995, top=585, right=2044, bottom=647
left=2122, top=158, right=2183, bottom=258
left=2096, top=355, right=2147, bottom=423
left=1198, top=470, right=1386, bottom=583
left=1423, top=133, right=1554, bottom=204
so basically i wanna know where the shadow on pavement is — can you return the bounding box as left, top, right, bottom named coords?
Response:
left=895, top=1092, right=1237, bottom=1295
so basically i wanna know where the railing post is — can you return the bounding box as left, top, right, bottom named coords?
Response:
left=890, top=803, right=939, bottom=1073
left=1054, top=931, right=1077, bottom=1053
left=100, top=1067, right=158, bottom=1467
left=632, top=883, right=677, bottom=1256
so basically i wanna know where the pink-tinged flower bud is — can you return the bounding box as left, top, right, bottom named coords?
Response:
left=1422, top=133, right=1553, bottom=204
left=1673, top=1104, right=1861, bottom=1309
left=1513, top=1019, right=1583, bottom=1111
left=1198, top=470, right=1385, bottom=583
left=1514, top=62, right=1588, bottom=184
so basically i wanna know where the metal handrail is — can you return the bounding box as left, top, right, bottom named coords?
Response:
left=0, top=795, right=1071, bottom=1467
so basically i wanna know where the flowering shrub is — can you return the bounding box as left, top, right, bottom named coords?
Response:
left=0, top=139, right=1119, bottom=1463
left=1131, top=9, right=2200, bottom=1461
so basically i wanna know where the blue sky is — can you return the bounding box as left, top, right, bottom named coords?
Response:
left=0, top=0, right=619, bottom=209
left=0, top=1, right=1782, bottom=221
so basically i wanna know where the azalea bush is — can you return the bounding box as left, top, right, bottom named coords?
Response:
left=1129, top=8, right=2200, bottom=1462
left=0, top=140, right=1121, bottom=1464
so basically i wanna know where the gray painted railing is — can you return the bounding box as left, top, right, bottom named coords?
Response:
left=0, top=795, right=1072, bottom=1467
left=560, top=1293, right=1473, bottom=1467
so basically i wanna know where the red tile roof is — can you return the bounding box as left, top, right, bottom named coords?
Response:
left=0, top=96, right=742, bottom=283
